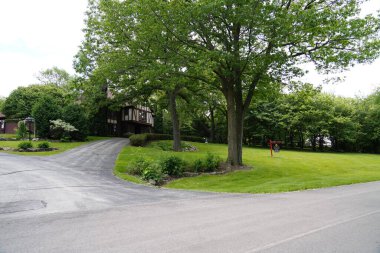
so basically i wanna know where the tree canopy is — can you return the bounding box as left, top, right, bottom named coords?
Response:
left=76, top=0, right=380, bottom=164
left=36, top=67, right=73, bottom=87
left=2, top=85, right=66, bottom=119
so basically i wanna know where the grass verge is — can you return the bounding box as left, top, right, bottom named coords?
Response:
left=0, top=136, right=110, bottom=156
left=114, top=140, right=380, bottom=193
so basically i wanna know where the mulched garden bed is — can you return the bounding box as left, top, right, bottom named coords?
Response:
left=0, top=147, right=59, bottom=152
left=157, top=164, right=252, bottom=186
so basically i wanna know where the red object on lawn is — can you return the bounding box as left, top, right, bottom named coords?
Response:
left=269, top=140, right=283, bottom=157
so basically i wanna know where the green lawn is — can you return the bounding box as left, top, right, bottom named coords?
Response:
left=115, top=140, right=380, bottom=193
left=0, top=134, right=18, bottom=139
left=0, top=136, right=109, bottom=156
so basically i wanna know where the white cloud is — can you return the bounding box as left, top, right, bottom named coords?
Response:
left=0, top=0, right=88, bottom=97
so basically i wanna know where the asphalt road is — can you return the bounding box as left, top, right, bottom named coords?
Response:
left=0, top=138, right=379, bottom=253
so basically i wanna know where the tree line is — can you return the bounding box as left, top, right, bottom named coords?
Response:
left=1, top=1, right=380, bottom=164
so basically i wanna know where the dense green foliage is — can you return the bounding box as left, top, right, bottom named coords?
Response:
left=2, top=85, right=65, bottom=119
left=115, top=141, right=380, bottom=193
left=142, top=164, right=163, bottom=183
left=160, top=156, right=184, bottom=177
left=0, top=97, right=5, bottom=112
left=37, top=142, right=50, bottom=149
left=117, top=141, right=222, bottom=184
left=62, top=104, right=89, bottom=141
left=1, top=72, right=90, bottom=141
left=16, top=121, right=28, bottom=140
left=32, top=96, right=62, bottom=138
left=243, top=85, right=380, bottom=153
left=36, top=67, right=72, bottom=87
left=18, top=141, right=33, bottom=150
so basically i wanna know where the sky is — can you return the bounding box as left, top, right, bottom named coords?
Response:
left=0, top=0, right=379, bottom=98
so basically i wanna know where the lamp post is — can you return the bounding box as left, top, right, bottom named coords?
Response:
left=25, top=117, right=34, bottom=141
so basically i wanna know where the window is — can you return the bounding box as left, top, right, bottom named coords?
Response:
left=138, top=110, right=147, bottom=123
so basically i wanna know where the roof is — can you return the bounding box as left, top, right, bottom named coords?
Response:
left=0, top=112, right=5, bottom=118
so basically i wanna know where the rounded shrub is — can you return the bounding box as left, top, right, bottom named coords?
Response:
left=37, top=141, right=50, bottom=149
left=126, top=157, right=150, bottom=176
left=129, top=134, right=148, bottom=146
left=142, top=164, right=163, bottom=183
left=193, top=159, right=204, bottom=173
left=204, top=153, right=221, bottom=172
left=18, top=141, right=33, bottom=150
left=161, top=156, right=184, bottom=177
left=191, top=153, right=221, bottom=173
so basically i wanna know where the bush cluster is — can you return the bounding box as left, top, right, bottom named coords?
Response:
left=161, top=156, right=184, bottom=177
left=142, top=164, right=163, bottom=182
left=126, top=157, right=150, bottom=176
left=126, top=153, right=221, bottom=185
left=18, top=141, right=33, bottom=150
left=37, top=142, right=50, bottom=149
left=129, top=133, right=204, bottom=146
left=193, top=153, right=221, bottom=173
left=16, top=121, right=28, bottom=140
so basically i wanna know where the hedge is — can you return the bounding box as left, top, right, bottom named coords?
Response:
left=129, top=133, right=204, bottom=146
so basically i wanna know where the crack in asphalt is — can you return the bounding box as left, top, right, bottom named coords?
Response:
left=0, top=169, right=55, bottom=176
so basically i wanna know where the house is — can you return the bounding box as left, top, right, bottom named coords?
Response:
left=105, top=88, right=154, bottom=136
left=0, top=113, right=18, bottom=134
left=107, top=105, right=154, bottom=136
left=0, top=113, right=35, bottom=135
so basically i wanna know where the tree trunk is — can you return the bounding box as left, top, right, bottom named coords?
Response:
left=300, top=131, right=304, bottom=149
left=225, top=85, right=244, bottom=166
left=311, top=135, right=317, bottom=151
left=168, top=91, right=181, bottom=152
left=289, top=131, right=294, bottom=148
left=318, top=135, right=324, bottom=151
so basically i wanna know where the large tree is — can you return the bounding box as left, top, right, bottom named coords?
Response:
left=77, top=0, right=380, bottom=165
left=2, top=85, right=66, bottom=119
left=75, top=0, right=203, bottom=151
left=36, top=67, right=73, bottom=87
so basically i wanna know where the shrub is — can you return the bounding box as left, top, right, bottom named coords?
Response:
left=204, top=153, right=221, bottom=172
left=142, top=163, right=163, bottom=183
left=161, top=156, right=184, bottom=177
left=62, top=104, right=88, bottom=141
left=126, top=157, right=150, bottom=176
left=37, top=142, right=50, bottom=149
left=32, top=95, right=62, bottom=138
left=16, top=121, right=28, bottom=139
left=193, top=159, right=204, bottom=173
left=129, top=134, right=148, bottom=146
left=18, top=141, right=33, bottom=150
left=50, top=119, right=78, bottom=141
left=191, top=153, right=221, bottom=173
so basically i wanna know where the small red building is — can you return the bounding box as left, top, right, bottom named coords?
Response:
left=0, top=112, right=5, bottom=133
left=0, top=113, right=35, bottom=135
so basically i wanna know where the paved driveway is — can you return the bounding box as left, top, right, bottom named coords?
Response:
left=0, top=138, right=379, bottom=252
